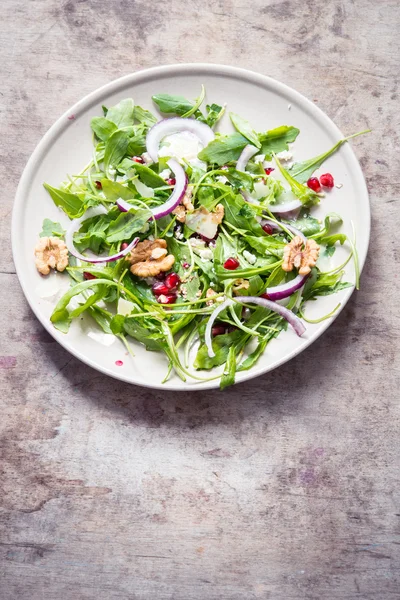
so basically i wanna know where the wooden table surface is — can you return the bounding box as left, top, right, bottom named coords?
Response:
left=1, top=1, right=399, bottom=598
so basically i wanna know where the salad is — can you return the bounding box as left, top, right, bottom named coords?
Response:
left=35, top=86, right=368, bottom=388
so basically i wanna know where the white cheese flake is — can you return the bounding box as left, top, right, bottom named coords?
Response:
left=243, top=250, right=257, bottom=265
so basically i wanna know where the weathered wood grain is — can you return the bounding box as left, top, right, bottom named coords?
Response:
left=0, top=1, right=399, bottom=598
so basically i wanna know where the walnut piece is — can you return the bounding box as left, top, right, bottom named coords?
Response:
left=282, top=236, right=320, bottom=275
left=172, top=188, right=194, bottom=223
left=205, top=288, right=216, bottom=306
left=129, top=238, right=175, bottom=277
left=232, top=278, right=250, bottom=294
left=34, top=236, right=69, bottom=276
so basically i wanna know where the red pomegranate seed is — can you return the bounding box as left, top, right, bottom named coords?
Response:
left=307, top=177, right=321, bottom=193
left=95, top=180, right=102, bottom=189
left=152, top=281, right=170, bottom=296
left=155, top=272, right=166, bottom=281
left=264, top=167, right=275, bottom=175
left=212, top=325, right=226, bottom=337
left=182, top=262, right=190, bottom=269
left=320, top=173, right=334, bottom=188
left=165, top=272, right=181, bottom=290
left=84, top=272, right=96, bottom=280
left=157, top=293, right=177, bottom=305
left=132, top=156, right=144, bottom=163
left=120, top=242, right=129, bottom=251
left=223, top=257, right=240, bottom=270
left=167, top=178, right=176, bottom=186
left=262, top=223, right=274, bottom=235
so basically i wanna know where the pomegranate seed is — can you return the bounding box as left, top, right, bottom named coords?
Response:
left=152, top=281, right=170, bottom=296
left=155, top=272, right=166, bottom=281
left=165, top=272, right=181, bottom=290
left=157, top=293, right=177, bottom=305
left=264, top=167, right=275, bottom=175
left=223, top=257, right=240, bottom=270
left=166, top=178, right=176, bottom=186
left=132, top=156, right=144, bottom=163
left=262, top=223, right=274, bottom=235
left=94, top=180, right=102, bottom=189
left=182, top=262, right=190, bottom=269
left=307, top=177, right=321, bottom=193
left=84, top=272, right=96, bottom=280
left=320, top=173, right=334, bottom=188
left=120, top=242, right=129, bottom=251
left=212, top=325, right=226, bottom=337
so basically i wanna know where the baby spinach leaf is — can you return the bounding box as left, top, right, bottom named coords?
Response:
left=101, top=179, right=136, bottom=201
left=133, top=105, right=157, bottom=126
left=152, top=93, right=194, bottom=116
left=230, top=112, right=261, bottom=149
left=220, top=345, right=237, bottom=389
left=39, top=218, right=65, bottom=238
left=90, top=117, right=117, bottom=142
left=43, top=183, right=86, bottom=218
left=259, top=126, right=300, bottom=159
left=198, top=133, right=248, bottom=166
left=106, top=98, right=135, bottom=129
left=106, top=208, right=151, bottom=243
left=104, top=130, right=130, bottom=175
left=131, top=163, right=166, bottom=188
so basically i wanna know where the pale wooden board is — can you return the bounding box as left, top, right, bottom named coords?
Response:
left=0, top=1, right=399, bottom=599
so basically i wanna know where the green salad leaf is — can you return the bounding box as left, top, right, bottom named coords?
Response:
left=229, top=112, right=261, bottom=149
left=40, top=218, right=65, bottom=238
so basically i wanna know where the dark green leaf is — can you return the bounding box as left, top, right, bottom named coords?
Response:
left=152, top=93, right=194, bottom=116
left=127, top=133, right=147, bottom=156
left=205, top=103, right=225, bottom=128
left=220, top=345, right=237, bottom=389
left=131, top=163, right=166, bottom=188
left=106, top=208, right=151, bottom=243
left=104, top=130, right=130, bottom=175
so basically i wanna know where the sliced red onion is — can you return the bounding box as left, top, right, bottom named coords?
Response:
left=66, top=206, right=139, bottom=263
left=261, top=218, right=306, bottom=241
left=236, top=144, right=259, bottom=173
left=266, top=273, right=308, bottom=301
left=146, top=117, right=215, bottom=162
left=269, top=198, right=303, bottom=214
left=205, top=298, right=233, bottom=358
left=240, top=190, right=259, bottom=206
left=117, top=158, right=187, bottom=220
left=235, top=296, right=306, bottom=337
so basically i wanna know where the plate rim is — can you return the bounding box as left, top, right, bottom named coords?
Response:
left=12, top=63, right=370, bottom=391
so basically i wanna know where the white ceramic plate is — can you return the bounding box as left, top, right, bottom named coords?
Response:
left=12, top=64, right=370, bottom=390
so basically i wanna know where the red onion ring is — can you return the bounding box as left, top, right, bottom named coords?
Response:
left=117, top=158, right=187, bottom=220
left=146, top=117, right=215, bottom=162
left=265, top=273, right=308, bottom=301
left=65, top=206, right=139, bottom=263
left=236, top=144, right=259, bottom=173
left=205, top=296, right=306, bottom=358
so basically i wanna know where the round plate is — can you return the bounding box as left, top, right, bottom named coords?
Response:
left=12, top=64, right=370, bottom=390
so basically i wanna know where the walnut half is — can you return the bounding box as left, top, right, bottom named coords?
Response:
left=172, top=188, right=194, bottom=223
left=282, top=236, right=320, bottom=275
left=34, top=236, right=69, bottom=275
left=129, top=238, right=175, bottom=277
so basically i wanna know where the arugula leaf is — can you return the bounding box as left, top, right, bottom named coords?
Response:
left=220, top=345, right=237, bottom=389
left=152, top=93, right=194, bottom=116
left=106, top=98, right=135, bottom=129
left=259, top=126, right=300, bottom=159
left=104, top=131, right=130, bottom=176
left=101, top=179, right=136, bottom=201
left=39, top=218, right=65, bottom=238
left=181, top=85, right=205, bottom=118
left=205, top=103, right=225, bottom=128
left=106, top=208, right=151, bottom=243
left=87, top=306, right=112, bottom=334
left=230, top=112, right=261, bottom=149
left=319, top=233, right=347, bottom=246
left=127, top=133, right=147, bottom=156
left=324, top=245, right=336, bottom=258
left=285, top=215, right=321, bottom=236
left=244, top=235, right=285, bottom=258
left=222, top=167, right=254, bottom=191
left=198, top=133, right=248, bottom=166
left=131, top=163, right=166, bottom=188
left=303, top=270, right=352, bottom=300
left=133, top=106, right=157, bottom=126
left=123, top=317, right=167, bottom=352
left=51, top=278, right=115, bottom=328
left=194, top=329, right=245, bottom=370
left=43, top=183, right=86, bottom=218
left=220, top=194, right=264, bottom=235
left=290, top=130, right=370, bottom=183
left=274, top=156, right=319, bottom=206
left=90, top=117, right=118, bottom=142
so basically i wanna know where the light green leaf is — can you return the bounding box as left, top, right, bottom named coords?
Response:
left=90, top=117, right=117, bottom=141
left=230, top=112, right=261, bottom=149
left=198, top=133, right=248, bottom=166
left=106, top=98, right=135, bottom=128
left=106, top=208, right=151, bottom=243
left=259, top=126, right=300, bottom=159
left=43, top=183, right=86, bottom=218
left=39, top=218, right=65, bottom=238
left=104, top=130, right=130, bottom=176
